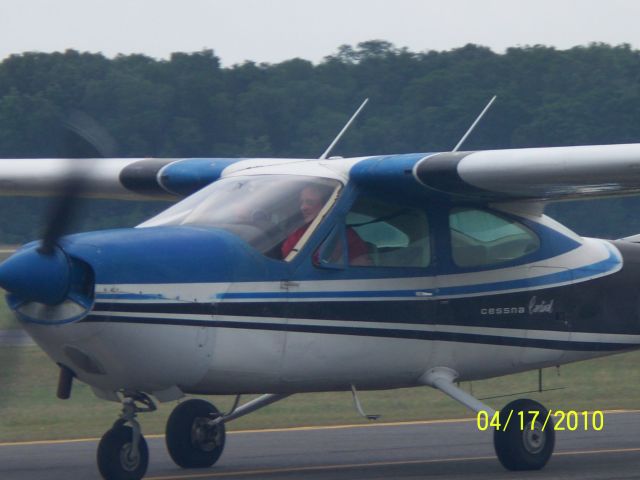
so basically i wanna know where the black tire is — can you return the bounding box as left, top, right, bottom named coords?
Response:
left=493, top=398, right=555, bottom=471
left=97, top=425, right=149, bottom=480
left=166, top=399, right=226, bottom=469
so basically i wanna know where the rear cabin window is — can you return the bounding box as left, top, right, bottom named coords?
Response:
left=449, top=208, right=539, bottom=268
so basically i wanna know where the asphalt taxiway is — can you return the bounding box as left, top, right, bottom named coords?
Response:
left=0, top=411, right=639, bottom=479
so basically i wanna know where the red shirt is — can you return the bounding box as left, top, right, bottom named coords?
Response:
left=281, top=225, right=370, bottom=265
left=281, top=225, right=308, bottom=258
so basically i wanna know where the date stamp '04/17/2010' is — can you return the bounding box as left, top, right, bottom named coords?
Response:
left=477, top=410, right=604, bottom=432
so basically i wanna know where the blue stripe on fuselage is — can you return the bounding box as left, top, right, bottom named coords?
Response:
left=216, top=243, right=620, bottom=301
left=93, top=243, right=620, bottom=302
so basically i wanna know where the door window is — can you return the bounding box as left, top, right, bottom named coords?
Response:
left=319, top=196, right=431, bottom=268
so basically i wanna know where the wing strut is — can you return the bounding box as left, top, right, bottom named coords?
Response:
left=452, top=95, right=497, bottom=152
left=319, top=98, right=369, bottom=160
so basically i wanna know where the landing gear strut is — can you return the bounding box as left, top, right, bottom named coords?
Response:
left=420, top=367, right=556, bottom=471
left=97, top=393, right=156, bottom=480
left=165, top=393, right=288, bottom=470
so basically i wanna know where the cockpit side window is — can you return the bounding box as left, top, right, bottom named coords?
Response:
left=449, top=208, right=540, bottom=267
left=316, top=196, right=431, bottom=268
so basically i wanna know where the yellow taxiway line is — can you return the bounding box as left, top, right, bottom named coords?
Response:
left=0, top=417, right=476, bottom=447
left=0, top=409, right=638, bottom=448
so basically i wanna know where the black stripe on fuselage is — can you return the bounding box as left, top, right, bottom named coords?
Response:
left=81, top=313, right=638, bottom=352
left=93, top=271, right=638, bottom=336
left=86, top=240, right=640, bottom=351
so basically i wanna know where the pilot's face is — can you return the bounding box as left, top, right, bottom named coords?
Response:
left=300, top=187, right=325, bottom=224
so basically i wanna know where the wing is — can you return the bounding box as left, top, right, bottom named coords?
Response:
left=0, top=157, right=246, bottom=200
left=350, top=143, right=640, bottom=203
left=5, top=143, right=640, bottom=203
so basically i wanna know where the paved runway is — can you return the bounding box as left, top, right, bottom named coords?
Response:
left=1, top=411, right=639, bottom=480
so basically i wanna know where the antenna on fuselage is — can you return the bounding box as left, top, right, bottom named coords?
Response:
left=452, top=95, right=497, bottom=152
left=319, top=98, right=369, bottom=160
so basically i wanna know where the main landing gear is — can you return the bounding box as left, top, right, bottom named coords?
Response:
left=493, top=398, right=555, bottom=470
left=165, top=399, right=226, bottom=468
left=420, top=367, right=555, bottom=471
left=97, top=393, right=289, bottom=480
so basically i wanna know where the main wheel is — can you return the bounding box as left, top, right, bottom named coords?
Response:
left=493, top=398, right=555, bottom=471
left=166, top=399, right=226, bottom=468
left=97, top=425, right=149, bottom=480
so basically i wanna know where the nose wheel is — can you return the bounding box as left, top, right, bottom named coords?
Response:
left=97, top=424, right=149, bottom=480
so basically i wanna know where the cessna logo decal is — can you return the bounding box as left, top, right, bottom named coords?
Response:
left=480, top=307, right=525, bottom=315
left=480, top=296, right=555, bottom=316
left=529, top=296, right=554, bottom=314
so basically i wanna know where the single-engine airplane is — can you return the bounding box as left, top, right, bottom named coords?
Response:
left=2, top=101, right=640, bottom=479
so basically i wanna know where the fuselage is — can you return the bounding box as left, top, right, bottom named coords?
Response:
left=8, top=159, right=640, bottom=402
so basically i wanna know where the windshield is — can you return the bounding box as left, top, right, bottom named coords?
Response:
left=139, top=175, right=342, bottom=259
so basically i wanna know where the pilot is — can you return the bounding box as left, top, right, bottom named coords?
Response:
left=281, top=184, right=371, bottom=265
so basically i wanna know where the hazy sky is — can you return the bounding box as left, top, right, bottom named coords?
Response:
left=1, top=0, right=639, bottom=66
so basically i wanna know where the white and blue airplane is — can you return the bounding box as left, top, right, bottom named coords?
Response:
left=1, top=108, right=640, bottom=479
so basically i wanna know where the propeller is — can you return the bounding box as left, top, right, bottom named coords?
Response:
left=0, top=111, right=117, bottom=308
left=38, top=173, right=84, bottom=255
left=40, top=110, right=118, bottom=254
left=0, top=111, right=118, bottom=410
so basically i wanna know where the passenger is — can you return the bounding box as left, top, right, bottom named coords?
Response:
left=281, top=184, right=371, bottom=265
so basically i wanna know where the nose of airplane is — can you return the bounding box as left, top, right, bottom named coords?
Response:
left=0, top=225, right=269, bottom=325
left=0, top=244, right=71, bottom=305
left=0, top=241, right=95, bottom=325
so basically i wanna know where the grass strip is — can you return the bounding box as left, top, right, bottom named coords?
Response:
left=0, top=346, right=638, bottom=442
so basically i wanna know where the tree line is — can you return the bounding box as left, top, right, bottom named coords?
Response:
left=0, top=41, right=640, bottom=242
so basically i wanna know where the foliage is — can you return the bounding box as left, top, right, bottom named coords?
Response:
left=1, top=42, right=640, bottom=240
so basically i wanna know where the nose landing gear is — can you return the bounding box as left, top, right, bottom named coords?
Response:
left=97, top=393, right=156, bottom=480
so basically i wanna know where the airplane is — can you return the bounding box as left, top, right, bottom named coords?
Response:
left=1, top=101, right=640, bottom=480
